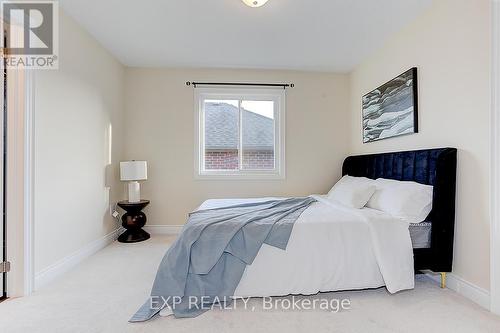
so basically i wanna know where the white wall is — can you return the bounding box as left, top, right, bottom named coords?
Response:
left=34, top=10, right=125, bottom=274
left=124, top=68, right=350, bottom=226
left=348, top=0, right=491, bottom=290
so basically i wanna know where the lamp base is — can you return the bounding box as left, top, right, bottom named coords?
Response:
left=128, top=181, right=141, bottom=203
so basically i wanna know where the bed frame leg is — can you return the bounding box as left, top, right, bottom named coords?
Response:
left=440, top=272, right=447, bottom=289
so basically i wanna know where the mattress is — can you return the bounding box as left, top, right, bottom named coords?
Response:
left=409, top=222, right=432, bottom=249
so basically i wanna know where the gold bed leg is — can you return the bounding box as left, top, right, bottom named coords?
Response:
left=440, top=272, right=447, bottom=289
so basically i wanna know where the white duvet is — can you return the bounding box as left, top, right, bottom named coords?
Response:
left=197, top=195, right=415, bottom=298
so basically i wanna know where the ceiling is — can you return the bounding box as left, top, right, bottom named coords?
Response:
left=59, top=0, right=433, bottom=72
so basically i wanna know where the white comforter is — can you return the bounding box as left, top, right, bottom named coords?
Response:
left=197, top=195, right=414, bottom=297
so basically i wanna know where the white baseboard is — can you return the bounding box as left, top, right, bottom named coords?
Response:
left=144, top=225, right=183, bottom=235
left=425, top=272, right=490, bottom=310
left=34, top=228, right=124, bottom=291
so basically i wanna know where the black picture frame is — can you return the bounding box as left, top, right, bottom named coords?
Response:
left=362, top=67, right=418, bottom=143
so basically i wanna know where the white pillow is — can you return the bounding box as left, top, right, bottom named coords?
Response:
left=327, top=176, right=376, bottom=209
left=366, top=178, right=433, bottom=223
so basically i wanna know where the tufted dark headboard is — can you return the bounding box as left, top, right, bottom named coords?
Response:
left=342, top=148, right=457, bottom=272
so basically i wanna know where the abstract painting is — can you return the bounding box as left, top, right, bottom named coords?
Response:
left=362, top=67, right=418, bottom=143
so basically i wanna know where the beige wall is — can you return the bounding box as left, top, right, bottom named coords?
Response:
left=34, top=10, right=125, bottom=273
left=348, top=0, right=491, bottom=289
left=124, top=68, right=350, bottom=226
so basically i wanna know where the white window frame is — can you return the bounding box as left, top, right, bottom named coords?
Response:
left=194, top=87, right=285, bottom=180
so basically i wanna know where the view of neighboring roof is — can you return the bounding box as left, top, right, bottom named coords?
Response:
left=204, top=102, right=274, bottom=150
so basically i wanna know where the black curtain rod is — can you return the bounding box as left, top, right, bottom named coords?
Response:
left=186, top=82, right=294, bottom=89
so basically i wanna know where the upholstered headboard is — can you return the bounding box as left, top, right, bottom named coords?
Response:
left=342, top=148, right=457, bottom=272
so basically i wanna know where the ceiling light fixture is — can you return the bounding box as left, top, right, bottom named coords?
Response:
left=241, top=0, right=269, bottom=8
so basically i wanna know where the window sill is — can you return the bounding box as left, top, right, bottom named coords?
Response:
left=195, top=171, right=285, bottom=181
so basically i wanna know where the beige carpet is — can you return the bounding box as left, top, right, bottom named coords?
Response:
left=1, top=236, right=499, bottom=333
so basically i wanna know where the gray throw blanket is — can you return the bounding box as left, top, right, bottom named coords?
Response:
left=130, top=197, right=315, bottom=322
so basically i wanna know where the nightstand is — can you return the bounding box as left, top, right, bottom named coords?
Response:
left=117, top=200, right=150, bottom=243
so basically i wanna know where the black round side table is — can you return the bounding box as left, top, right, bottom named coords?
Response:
left=117, top=200, right=150, bottom=243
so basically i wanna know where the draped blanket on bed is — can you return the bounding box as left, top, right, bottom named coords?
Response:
left=130, top=197, right=316, bottom=322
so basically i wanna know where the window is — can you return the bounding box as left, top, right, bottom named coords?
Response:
left=195, top=88, right=285, bottom=179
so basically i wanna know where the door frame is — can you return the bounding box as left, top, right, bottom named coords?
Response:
left=491, top=0, right=500, bottom=315
left=0, top=22, right=35, bottom=296
left=2, top=67, right=34, bottom=298
left=1, top=30, right=6, bottom=301
left=0, top=13, right=36, bottom=298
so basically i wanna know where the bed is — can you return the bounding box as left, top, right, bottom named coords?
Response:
left=131, top=147, right=457, bottom=321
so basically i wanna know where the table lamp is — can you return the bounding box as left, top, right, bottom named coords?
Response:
left=120, top=161, right=147, bottom=203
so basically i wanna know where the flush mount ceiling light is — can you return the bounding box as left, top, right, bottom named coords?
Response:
left=241, top=0, right=269, bottom=8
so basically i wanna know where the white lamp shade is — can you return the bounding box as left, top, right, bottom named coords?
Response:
left=120, top=161, right=148, bottom=181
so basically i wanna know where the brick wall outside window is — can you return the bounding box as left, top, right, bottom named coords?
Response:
left=242, top=150, right=275, bottom=169
left=205, top=150, right=274, bottom=170
left=205, top=150, right=239, bottom=170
